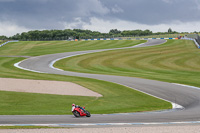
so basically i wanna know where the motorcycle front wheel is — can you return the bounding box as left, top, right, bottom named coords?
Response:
left=85, top=111, right=91, bottom=117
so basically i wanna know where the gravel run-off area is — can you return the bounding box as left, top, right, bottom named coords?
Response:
left=0, top=78, right=102, bottom=97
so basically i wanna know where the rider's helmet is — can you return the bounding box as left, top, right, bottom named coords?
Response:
left=72, top=104, right=75, bottom=106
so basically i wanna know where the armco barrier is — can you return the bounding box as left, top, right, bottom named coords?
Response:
left=181, top=38, right=200, bottom=49
left=0, top=40, right=19, bottom=48
left=193, top=39, right=200, bottom=48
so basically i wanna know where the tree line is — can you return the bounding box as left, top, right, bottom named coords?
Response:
left=0, top=28, right=182, bottom=41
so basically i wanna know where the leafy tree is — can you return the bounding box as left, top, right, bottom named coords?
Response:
left=109, top=29, right=121, bottom=35
left=168, top=28, right=172, bottom=33
left=0, top=35, right=7, bottom=40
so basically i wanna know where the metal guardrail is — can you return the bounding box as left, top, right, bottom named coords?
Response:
left=196, top=35, right=200, bottom=45
left=0, top=40, right=19, bottom=48
left=186, top=34, right=200, bottom=48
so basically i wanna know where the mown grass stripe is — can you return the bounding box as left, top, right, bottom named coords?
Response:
left=54, top=40, right=200, bottom=88
left=0, top=40, right=146, bottom=56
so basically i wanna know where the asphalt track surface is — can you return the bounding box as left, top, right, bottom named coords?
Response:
left=1, top=39, right=200, bottom=126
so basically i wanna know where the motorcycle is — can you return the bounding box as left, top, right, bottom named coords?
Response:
left=72, top=106, right=91, bottom=117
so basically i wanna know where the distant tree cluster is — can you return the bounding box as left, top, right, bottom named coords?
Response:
left=0, top=28, right=198, bottom=41
left=0, top=35, right=7, bottom=40
left=10, top=29, right=103, bottom=41
left=121, top=29, right=153, bottom=36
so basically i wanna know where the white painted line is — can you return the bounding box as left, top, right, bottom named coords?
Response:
left=48, top=53, right=88, bottom=70
left=1, top=121, right=200, bottom=127
left=109, top=82, right=184, bottom=110
left=14, top=60, right=46, bottom=73
left=172, top=83, right=200, bottom=90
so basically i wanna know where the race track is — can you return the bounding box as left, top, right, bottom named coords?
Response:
left=1, top=39, right=200, bottom=126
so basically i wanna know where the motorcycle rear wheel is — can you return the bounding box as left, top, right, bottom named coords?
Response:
left=73, top=111, right=80, bottom=117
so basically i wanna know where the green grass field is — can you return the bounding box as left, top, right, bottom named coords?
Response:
left=0, top=126, right=65, bottom=129
left=0, top=40, right=146, bottom=56
left=0, top=40, right=3, bottom=45
left=0, top=40, right=171, bottom=115
left=55, top=39, right=200, bottom=88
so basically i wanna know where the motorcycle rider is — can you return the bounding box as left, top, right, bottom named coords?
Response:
left=71, top=104, right=76, bottom=111
left=71, top=103, right=86, bottom=112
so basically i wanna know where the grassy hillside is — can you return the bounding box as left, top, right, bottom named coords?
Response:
left=0, top=40, right=145, bottom=56
left=0, top=40, right=171, bottom=115
left=55, top=40, right=200, bottom=88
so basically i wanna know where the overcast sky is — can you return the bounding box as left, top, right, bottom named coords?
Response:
left=0, top=0, right=200, bottom=36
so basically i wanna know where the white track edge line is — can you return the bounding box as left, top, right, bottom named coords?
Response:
left=1, top=121, right=200, bottom=127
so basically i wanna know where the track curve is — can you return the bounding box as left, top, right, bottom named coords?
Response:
left=2, top=39, right=200, bottom=126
